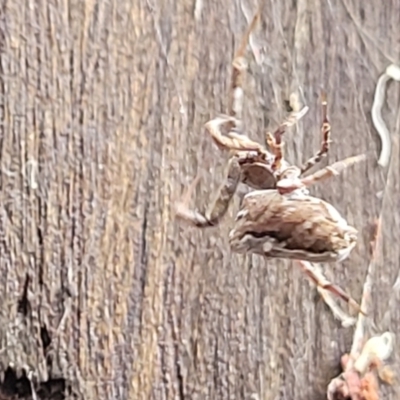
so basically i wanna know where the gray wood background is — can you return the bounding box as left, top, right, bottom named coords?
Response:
left=0, top=0, right=399, bottom=399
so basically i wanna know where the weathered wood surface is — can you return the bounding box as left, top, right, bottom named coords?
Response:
left=0, top=0, right=399, bottom=399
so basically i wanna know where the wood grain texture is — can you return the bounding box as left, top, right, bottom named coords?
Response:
left=0, top=0, right=399, bottom=399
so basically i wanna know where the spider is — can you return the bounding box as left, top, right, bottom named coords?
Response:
left=175, top=9, right=366, bottom=313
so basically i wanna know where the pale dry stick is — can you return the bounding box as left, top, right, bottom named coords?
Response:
left=349, top=219, right=381, bottom=361
left=371, top=64, right=400, bottom=167
left=373, top=126, right=400, bottom=335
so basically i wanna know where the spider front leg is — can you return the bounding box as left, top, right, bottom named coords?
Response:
left=205, top=10, right=262, bottom=152
left=205, top=115, right=264, bottom=152
left=301, top=153, right=366, bottom=187
left=266, top=127, right=285, bottom=171
left=266, top=103, right=309, bottom=171
left=301, top=93, right=332, bottom=174
left=276, top=153, right=366, bottom=193
left=175, top=157, right=241, bottom=228
left=228, top=8, right=260, bottom=122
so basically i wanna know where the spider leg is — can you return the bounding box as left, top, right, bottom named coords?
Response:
left=205, top=115, right=263, bottom=151
left=177, top=8, right=262, bottom=229
left=269, top=125, right=285, bottom=171
left=301, top=154, right=366, bottom=188
left=204, top=10, right=263, bottom=152
left=296, top=260, right=364, bottom=315
left=269, top=105, right=309, bottom=171
left=301, top=93, right=332, bottom=174
left=228, top=8, right=260, bottom=122
left=175, top=157, right=241, bottom=228
left=317, top=285, right=356, bottom=327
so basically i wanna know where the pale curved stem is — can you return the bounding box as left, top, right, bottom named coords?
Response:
left=371, top=64, right=400, bottom=167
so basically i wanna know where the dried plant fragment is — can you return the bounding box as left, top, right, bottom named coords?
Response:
left=327, top=219, right=395, bottom=400
left=372, top=64, right=400, bottom=167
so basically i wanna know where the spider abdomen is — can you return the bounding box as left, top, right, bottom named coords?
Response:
left=229, top=190, right=358, bottom=263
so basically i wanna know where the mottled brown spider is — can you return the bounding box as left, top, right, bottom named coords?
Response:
left=175, top=10, right=366, bottom=312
